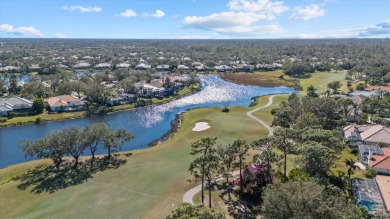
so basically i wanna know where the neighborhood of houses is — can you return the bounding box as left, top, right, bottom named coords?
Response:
left=344, top=124, right=390, bottom=214
left=0, top=73, right=193, bottom=117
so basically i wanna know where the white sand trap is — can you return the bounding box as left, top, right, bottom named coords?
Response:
left=192, top=122, right=211, bottom=131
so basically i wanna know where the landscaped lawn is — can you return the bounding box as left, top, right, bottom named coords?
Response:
left=222, top=70, right=348, bottom=96
left=292, top=70, right=348, bottom=94
left=0, top=100, right=270, bottom=219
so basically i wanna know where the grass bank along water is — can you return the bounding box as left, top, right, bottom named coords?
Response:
left=0, top=75, right=295, bottom=168
left=0, top=85, right=201, bottom=128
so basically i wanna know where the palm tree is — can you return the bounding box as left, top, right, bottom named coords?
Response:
left=344, top=158, right=357, bottom=182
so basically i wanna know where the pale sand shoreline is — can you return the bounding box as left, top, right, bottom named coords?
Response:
left=192, top=122, right=210, bottom=131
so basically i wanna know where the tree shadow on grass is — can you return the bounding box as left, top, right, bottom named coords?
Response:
left=12, top=156, right=127, bottom=194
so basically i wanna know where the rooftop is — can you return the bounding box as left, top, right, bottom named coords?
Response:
left=352, top=178, right=386, bottom=213
left=375, top=175, right=390, bottom=212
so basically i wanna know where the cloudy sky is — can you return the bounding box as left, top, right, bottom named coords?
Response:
left=1, top=0, right=390, bottom=39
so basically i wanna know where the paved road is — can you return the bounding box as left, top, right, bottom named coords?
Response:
left=246, top=95, right=275, bottom=136
left=182, top=95, right=275, bottom=204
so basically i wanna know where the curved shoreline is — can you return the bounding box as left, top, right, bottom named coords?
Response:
left=0, top=86, right=201, bottom=128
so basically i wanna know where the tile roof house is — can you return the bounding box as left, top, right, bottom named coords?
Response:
left=47, top=95, right=85, bottom=112
left=94, top=63, right=111, bottom=70
left=0, top=97, right=33, bottom=116
left=156, top=64, right=170, bottom=71
left=73, top=62, right=91, bottom=69
left=135, top=63, right=151, bottom=70
left=343, top=125, right=390, bottom=146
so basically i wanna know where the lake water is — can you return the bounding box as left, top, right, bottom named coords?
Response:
left=0, top=75, right=295, bottom=168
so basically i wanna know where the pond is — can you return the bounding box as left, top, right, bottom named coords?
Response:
left=0, top=75, right=295, bottom=168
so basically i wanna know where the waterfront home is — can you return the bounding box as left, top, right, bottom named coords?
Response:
left=106, top=90, right=136, bottom=106
left=47, top=95, right=85, bottom=112
left=215, top=65, right=233, bottom=72
left=234, top=64, right=254, bottom=72
left=0, top=97, right=33, bottom=116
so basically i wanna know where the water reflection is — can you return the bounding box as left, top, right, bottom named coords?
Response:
left=0, top=75, right=295, bottom=168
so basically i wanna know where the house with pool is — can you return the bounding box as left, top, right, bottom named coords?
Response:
left=353, top=176, right=390, bottom=214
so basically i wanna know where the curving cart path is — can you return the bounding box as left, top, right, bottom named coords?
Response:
left=183, top=95, right=275, bottom=204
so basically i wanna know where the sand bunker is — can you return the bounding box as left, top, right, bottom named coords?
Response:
left=192, top=122, right=211, bottom=131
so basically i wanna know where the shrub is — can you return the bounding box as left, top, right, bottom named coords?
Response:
left=8, top=112, right=15, bottom=119
left=0, top=117, right=7, bottom=123
left=35, top=117, right=42, bottom=124
left=365, top=167, right=377, bottom=178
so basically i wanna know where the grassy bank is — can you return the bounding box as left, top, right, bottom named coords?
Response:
left=0, top=99, right=269, bottom=218
left=222, top=70, right=348, bottom=95
left=223, top=70, right=301, bottom=89
left=0, top=85, right=198, bottom=127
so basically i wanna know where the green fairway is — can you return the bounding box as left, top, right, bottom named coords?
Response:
left=294, top=70, right=348, bottom=94
left=0, top=103, right=269, bottom=218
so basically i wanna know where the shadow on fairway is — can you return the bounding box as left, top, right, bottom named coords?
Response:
left=12, top=156, right=127, bottom=194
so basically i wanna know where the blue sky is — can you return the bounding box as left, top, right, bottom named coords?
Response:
left=1, top=0, right=390, bottom=39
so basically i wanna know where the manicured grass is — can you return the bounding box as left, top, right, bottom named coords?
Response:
left=0, top=110, right=85, bottom=127
left=1, top=85, right=199, bottom=127
left=291, top=70, right=348, bottom=94
left=222, top=70, right=348, bottom=96
left=223, top=71, right=300, bottom=89
left=331, top=147, right=366, bottom=178
left=0, top=101, right=269, bottom=218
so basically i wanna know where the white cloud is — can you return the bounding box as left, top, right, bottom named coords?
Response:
left=295, top=20, right=390, bottom=38
left=143, top=10, right=165, bottom=18
left=0, top=24, right=43, bottom=36
left=62, top=5, right=102, bottom=13
left=120, top=9, right=137, bottom=18
left=183, top=11, right=283, bottom=37
left=289, top=4, right=325, bottom=21
left=358, top=21, right=390, bottom=37
left=213, top=25, right=285, bottom=36
left=54, top=33, right=69, bottom=38
left=183, top=11, right=274, bottom=29
left=228, top=0, right=289, bottom=14
left=183, top=0, right=289, bottom=37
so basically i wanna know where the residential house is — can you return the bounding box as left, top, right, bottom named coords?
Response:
left=1, top=66, right=21, bottom=73
left=135, top=63, right=151, bottom=70
left=156, top=64, right=170, bottom=71
left=343, top=124, right=390, bottom=146
left=373, top=175, right=390, bottom=212
left=352, top=178, right=386, bottom=213
left=94, top=63, right=111, bottom=70
left=215, top=65, right=233, bottom=72
left=0, top=97, right=33, bottom=116
left=106, top=89, right=136, bottom=106
left=29, top=64, right=40, bottom=72
left=58, top=64, right=69, bottom=69
left=117, top=63, right=131, bottom=69
left=234, top=64, right=254, bottom=72
left=73, top=62, right=91, bottom=69
left=47, top=95, right=85, bottom=112
left=177, top=65, right=190, bottom=71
